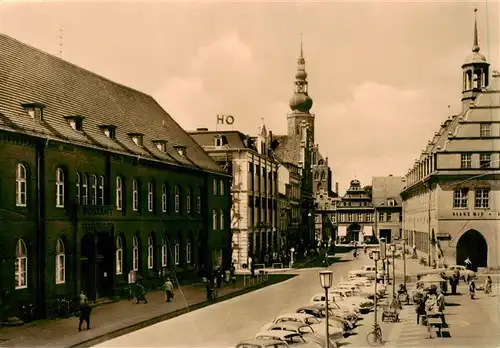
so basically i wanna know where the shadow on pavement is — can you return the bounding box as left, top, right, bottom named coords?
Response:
left=444, top=302, right=461, bottom=307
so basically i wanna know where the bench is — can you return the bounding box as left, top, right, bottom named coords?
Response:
left=381, top=306, right=399, bottom=322
left=426, top=313, right=446, bottom=338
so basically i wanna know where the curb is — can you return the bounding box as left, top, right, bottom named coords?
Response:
left=70, top=275, right=296, bottom=348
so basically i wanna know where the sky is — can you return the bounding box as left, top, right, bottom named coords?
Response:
left=0, top=0, right=498, bottom=194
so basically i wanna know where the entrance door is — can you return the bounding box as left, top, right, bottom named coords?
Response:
left=456, top=230, right=488, bottom=270
left=380, top=230, right=392, bottom=243
left=80, top=235, right=95, bottom=300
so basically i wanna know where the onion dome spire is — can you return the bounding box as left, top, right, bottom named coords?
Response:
left=289, top=34, right=313, bottom=113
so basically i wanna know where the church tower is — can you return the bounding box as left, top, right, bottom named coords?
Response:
left=288, top=37, right=315, bottom=144
left=462, top=9, right=490, bottom=108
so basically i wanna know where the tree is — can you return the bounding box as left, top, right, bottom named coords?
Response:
left=363, top=185, right=372, bottom=199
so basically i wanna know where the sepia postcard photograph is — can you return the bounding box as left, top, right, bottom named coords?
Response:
left=0, top=0, right=498, bottom=347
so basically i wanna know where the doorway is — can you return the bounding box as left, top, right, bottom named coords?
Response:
left=80, top=233, right=113, bottom=301
left=456, top=229, right=488, bottom=270
left=380, top=229, right=392, bottom=243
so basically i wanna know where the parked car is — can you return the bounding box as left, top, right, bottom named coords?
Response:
left=296, top=304, right=356, bottom=336
left=235, top=338, right=289, bottom=348
left=329, top=289, right=374, bottom=314
left=348, top=265, right=385, bottom=280
left=444, top=265, right=476, bottom=280
left=309, top=293, right=360, bottom=316
left=260, top=313, right=337, bottom=332
left=255, top=330, right=322, bottom=348
left=267, top=320, right=343, bottom=342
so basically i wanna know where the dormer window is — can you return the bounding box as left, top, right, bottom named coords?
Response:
left=127, top=132, right=144, bottom=146
left=214, top=135, right=228, bottom=148
left=153, top=140, right=168, bottom=152
left=64, top=115, right=84, bottom=131
left=174, top=145, right=186, bottom=157
left=388, top=199, right=396, bottom=207
left=99, top=125, right=117, bottom=140
left=21, top=103, right=45, bottom=121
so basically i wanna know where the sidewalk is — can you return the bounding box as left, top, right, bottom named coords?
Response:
left=0, top=277, right=267, bottom=347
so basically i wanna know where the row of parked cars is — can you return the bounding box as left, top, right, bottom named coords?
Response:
left=235, top=272, right=387, bottom=348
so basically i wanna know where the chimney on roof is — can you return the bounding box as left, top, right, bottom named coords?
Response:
left=335, top=182, right=339, bottom=195
left=196, top=128, right=209, bottom=132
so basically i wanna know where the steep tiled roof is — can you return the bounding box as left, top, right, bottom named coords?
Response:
left=372, top=176, right=404, bottom=207
left=0, top=34, right=224, bottom=174
left=274, top=134, right=301, bottom=165
left=188, top=130, right=248, bottom=150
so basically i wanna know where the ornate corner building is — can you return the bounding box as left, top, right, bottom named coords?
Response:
left=401, top=12, right=500, bottom=270
left=0, top=34, right=231, bottom=319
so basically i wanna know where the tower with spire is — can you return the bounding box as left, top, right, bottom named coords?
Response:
left=287, top=36, right=315, bottom=144
left=461, top=8, right=490, bottom=107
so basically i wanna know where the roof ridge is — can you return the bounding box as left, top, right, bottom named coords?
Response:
left=0, top=33, right=153, bottom=100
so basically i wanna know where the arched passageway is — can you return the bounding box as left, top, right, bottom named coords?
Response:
left=347, top=223, right=361, bottom=243
left=456, top=229, right=488, bottom=270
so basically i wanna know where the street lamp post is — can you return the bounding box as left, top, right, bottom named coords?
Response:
left=371, top=250, right=381, bottom=329
left=402, top=238, right=407, bottom=288
left=390, top=243, right=396, bottom=298
left=290, top=247, right=295, bottom=268
left=319, top=270, right=334, bottom=348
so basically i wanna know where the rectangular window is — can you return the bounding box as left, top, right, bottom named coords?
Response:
left=82, top=175, right=88, bottom=205
left=56, top=169, right=65, bottom=208
left=460, top=153, right=472, bottom=168
left=386, top=213, right=392, bottom=222
left=147, top=245, right=154, bottom=269
left=213, top=179, right=218, bottom=195
left=378, top=212, right=384, bottom=222
left=480, top=123, right=491, bottom=137
left=220, top=210, right=224, bottom=230
left=116, top=248, right=123, bottom=275
left=56, top=254, right=65, bottom=284
left=453, top=188, right=469, bottom=208
left=196, top=188, right=201, bottom=214
left=219, top=180, right=225, bottom=195
left=186, top=243, right=191, bottom=264
left=91, top=175, right=97, bottom=205
left=116, top=177, right=123, bottom=210
left=161, top=242, right=167, bottom=267
left=475, top=189, right=490, bottom=209
left=98, top=176, right=105, bottom=205
left=480, top=153, right=491, bottom=168
left=187, top=188, right=191, bottom=214
left=175, top=186, right=180, bottom=213
left=132, top=247, right=139, bottom=271
left=161, top=185, right=167, bottom=212
left=15, top=257, right=27, bottom=289
left=174, top=244, right=180, bottom=265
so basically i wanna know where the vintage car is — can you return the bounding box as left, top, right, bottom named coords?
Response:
left=329, top=289, right=374, bottom=314
left=235, top=338, right=290, bottom=348
left=262, top=322, right=341, bottom=348
left=296, top=304, right=356, bottom=336
left=443, top=265, right=476, bottom=280
left=348, top=265, right=385, bottom=281
left=260, top=313, right=345, bottom=334
left=255, top=330, right=322, bottom=347
left=309, top=293, right=360, bottom=317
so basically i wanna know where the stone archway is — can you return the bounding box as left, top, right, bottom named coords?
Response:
left=347, top=223, right=361, bottom=243
left=456, top=229, right=488, bottom=270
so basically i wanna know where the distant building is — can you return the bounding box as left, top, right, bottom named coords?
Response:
left=0, top=34, right=230, bottom=319
left=312, top=147, right=334, bottom=196
left=277, top=161, right=302, bottom=252
left=372, top=176, right=404, bottom=243
left=336, top=179, right=375, bottom=243
left=401, top=12, right=500, bottom=270
left=189, top=125, right=279, bottom=267
left=314, top=191, right=339, bottom=246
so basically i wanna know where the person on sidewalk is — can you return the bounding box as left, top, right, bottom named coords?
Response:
left=135, top=281, right=148, bottom=304
left=484, top=276, right=493, bottom=296
left=464, top=257, right=472, bottom=270
left=230, top=264, right=236, bottom=289
left=78, top=291, right=91, bottom=332
left=163, top=278, right=174, bottom=302
left=450, top=273, right=459, bottom=295
left=469, top=279, right=476, bottom=299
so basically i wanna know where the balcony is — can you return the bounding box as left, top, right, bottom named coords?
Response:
left=75, top=204, right=113, bottom=217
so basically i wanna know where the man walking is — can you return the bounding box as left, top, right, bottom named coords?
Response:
left=135, top=281, right=148, bottom=304
left=78, top=291, right=91, bottom=331
left=163, top=277, right=174, bottom=302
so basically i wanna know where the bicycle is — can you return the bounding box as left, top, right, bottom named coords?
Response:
left=366, top=322, right=383, bottom=346
left=56, top=298, right=71, bottom=317
left=123, top=285, right=134, bottom=300
left=21, top=304, right=36, bottom=323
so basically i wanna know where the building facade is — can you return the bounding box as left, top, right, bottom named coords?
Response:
left=0, top=34, right=230, bottom=319
left=336, top=180, right=375, bottom=243
left=401, top=15, right=500, bottom=270
left=314, top=191, right=339, bottom=246
left=277, top=161, right=302, bottom=252
left=372, top=176, right=404, bottom=243
left=189, top=126, right=279, bottom=267
left=312, top=146, right=334, bottom=195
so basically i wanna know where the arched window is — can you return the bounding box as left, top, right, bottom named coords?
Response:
left=161, top=184, right=167, bottom=212
left=186, top=241, right=192, bottom=264
left=56, top=168, right=65, bottom=208
left=147, top=234, right=154, bottom=269
left=132, top=180, right=139, bottom=211
left=82, top=174, right=88, bottom=205
left=196, top=188, right=201, bottom=214
left=76, top=173, right=81, bottom=205
left=116, top=236, right=123, bottom=275
left=186, top=188, right=191, bottom=214
left=55, top=238, right=65, bottom=284
left=116, top=177, right=123, bottom=210
left=213, top=210, right=218, bottom=230
left=161, top=236, right=167, bottom=267
left=132, top=236, right=139, bottom=271
left=91, top=174, right=97, bottom=205
left=147, top=182, right=154, bottom=212
left=98, top=176, right=105, bottom=205
left=174, top=185, right=180, bottom=213
left=174, top=241, right=180, bottom=265
left=15, top=239, right=27, bottom=289
left=16, top=163, right=27, bottom=207
left=314, top=172, right=319, bottom=180
left=220, top=210, right=224, bottom=230
left=321, top=171, right=326, bottom=180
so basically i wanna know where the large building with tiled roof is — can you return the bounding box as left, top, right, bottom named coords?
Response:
left=189, top=125, right=279, bottom=267
left=372, top=175, right=404, bottom=243
left=0, top=33, right=230, bottom=319
left=401, top=11, right=500, bottom=270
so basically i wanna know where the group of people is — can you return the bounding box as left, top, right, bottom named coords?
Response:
left=413, top=284, right=446, bottom=325
left=205, top=264, right=237, bottom=301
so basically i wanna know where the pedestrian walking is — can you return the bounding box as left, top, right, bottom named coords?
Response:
left=469, top=279, right=476, bottom=300
left=230, top=264, right=236, bottom=289
left=135, top=281, right=148, bottom=304
left=464, top=257, right=472, bottom=270
left=484, top=276, right=493, bottom=295
left=163, top=277, right=174, bottom=302
left=78, top=291, right=91, bottom=331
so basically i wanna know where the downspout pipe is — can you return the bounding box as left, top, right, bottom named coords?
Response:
left=36, top=138, right=47, bottom=317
